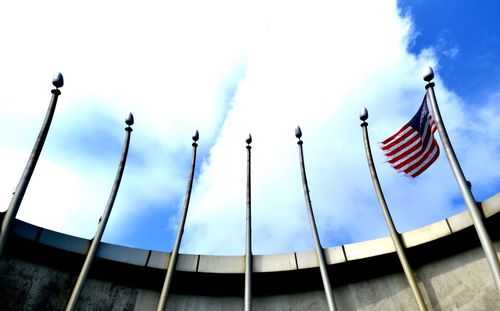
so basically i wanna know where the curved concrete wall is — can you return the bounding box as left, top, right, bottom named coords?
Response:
left=1, top=192, right=499, bottom=310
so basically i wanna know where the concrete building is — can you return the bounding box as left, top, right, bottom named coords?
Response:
left=1, top=192, right=499, bottom=310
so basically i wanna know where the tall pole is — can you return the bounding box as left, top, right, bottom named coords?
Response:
left=423, top=66, right=500, bottom=295
left=359, top=108, right=428, bottom=310
left=0, top=73, right=64, bottom=257
left=66, top=113, right=134, bottom=311
left=157, top=130, right=199, bottom=311
left=295, top=126, right=337, bottom=311
left=244, top=134, right=253, bottom=311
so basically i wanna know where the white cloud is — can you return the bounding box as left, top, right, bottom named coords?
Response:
left=0, top=0, right=250, bottom=238
left=181, top=1, right=499, bottom=255
left=0, top=0, right=498, bottom=255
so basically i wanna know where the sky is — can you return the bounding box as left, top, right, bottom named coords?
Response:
left=0, top=0, right=499, bottom=255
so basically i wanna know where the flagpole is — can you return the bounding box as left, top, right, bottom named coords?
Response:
left=0, top=73, right=64, bottom=257
left=244, top=134, right=253, bottom=311
left=295, top=126, right=337, bottom=311
left=360, top=108, right=428, bottom=310
left=423, top=66, right=500, bottom=295
left=157, top=130, right=199, bottom=311
left=66, top=113, right=134, bottom=311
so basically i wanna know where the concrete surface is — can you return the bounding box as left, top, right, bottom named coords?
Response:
left=0, top=192, right=499, bottom=310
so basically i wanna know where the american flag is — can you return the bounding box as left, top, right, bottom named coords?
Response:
left=380, top=94, right=440, bottom=178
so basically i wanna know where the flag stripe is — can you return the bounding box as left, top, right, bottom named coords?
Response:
left=384, top=134, right=420, bottom=158
left=380, top=94, right=440, bottom=178
left=401, top=140, right=438, bottom=174
left=387, top=141, right=421, bottom=164
left=392, top=115, right=436, bottom=170
left=406, top=143, right=440, bottom=177
left=380, top=124, right=411, bottom=145
left=380, top=126, right=414, bottom=151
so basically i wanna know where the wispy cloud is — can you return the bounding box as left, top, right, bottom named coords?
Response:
left=0, top=0, right=498, bottom=255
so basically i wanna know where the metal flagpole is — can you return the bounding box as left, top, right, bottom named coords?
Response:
left=66, top=113, right=134, bottom=311
left=244, top=134, right=253, bottom=311
left=295, top=126, right=337, bottom=311
left=423, top=66, right=500, bottom=295
left=359, top=108, right=428, bottom=310
left=0, top=73, right=64, bottom=257
left=157, top=130, right=199, bottom=311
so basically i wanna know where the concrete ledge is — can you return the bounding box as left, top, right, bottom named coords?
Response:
left=177, top=254, right=198, bottom=272
left=39, top=228, right=89, bottom=254
left=344, top=237, right=395, bottom=261
left=402, top=220, right=451, bottom=248
left=295, top=250, right=318, bottom=269
left=198, top=255, right=244, bottom=273
left=147, top=251, right=170, bottom=269
left=7, top=191, right=499, bottom=275
left=253, top=253, right=297, bottom=272
left=3, top=193, right=500, bottom=310
left=3, top=215, right=500, bottom=310
left=483, top=192, right=500, bottom=218
left=96, top=242, right=149, bottom=266
left=325, top=246, right=346, bottom=264
left=12, top=220, right=39, bottom=241
left=447, top=210, right=473, bottom=233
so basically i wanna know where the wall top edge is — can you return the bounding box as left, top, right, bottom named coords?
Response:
left=7, top=191, right=500, bottom=273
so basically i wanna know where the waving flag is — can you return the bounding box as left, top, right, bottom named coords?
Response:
left=380, top=94, right=439, bottom=177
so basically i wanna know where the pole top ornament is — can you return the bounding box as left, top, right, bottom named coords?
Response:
left=52, top=72, right=64, bottom=88
left=295, top=126, right=302, bottom=139
left=192, top=130, right=199, bottom=142
left=125, top=112, right=134, bottom=126
left=423, top=66, right=434, bottom=82
left=359, top=107, right=369, bottom=121
left=359, top=107, right=368, bottom=122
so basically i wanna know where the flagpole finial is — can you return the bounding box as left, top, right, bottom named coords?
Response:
left=125, top=112, right=134, bottom=126
left=360, top=107, right=369, bottom=121
left=295, top=126, right=302, bottom=139
left=246, top=133, right=252, bottom=145
left=423, top=66, right=434, bottom=82
left=52, top=72, right=64, bottom=88
left=192, top=130, right=199, bottom=142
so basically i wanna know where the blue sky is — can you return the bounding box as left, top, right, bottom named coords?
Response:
left=0, top=0, right=499, bottom=255
left=400, top=0, right=500, bottom=103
